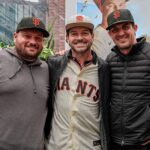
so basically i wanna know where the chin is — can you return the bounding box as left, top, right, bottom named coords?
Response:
left=118, top=43, right=129, bottom=48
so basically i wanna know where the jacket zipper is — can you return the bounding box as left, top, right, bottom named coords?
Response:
left=121, top=61, right=127, bottom=146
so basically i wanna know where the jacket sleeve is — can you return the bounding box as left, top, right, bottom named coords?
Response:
left=100, top=62, right=111, bottom=150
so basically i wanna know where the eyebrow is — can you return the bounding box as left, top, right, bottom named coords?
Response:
left=21, top=31, right=43, bottom=35
left=70, top=29, right=90, bottom=32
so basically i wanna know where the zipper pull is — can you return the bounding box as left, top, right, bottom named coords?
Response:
left=121, top=140, right=124, bottom=146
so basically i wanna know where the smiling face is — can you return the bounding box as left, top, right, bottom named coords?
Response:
left=101, top=0, right=126, bottom=16
left=109, top=22, right=137, bottom=55
left=66, top=27, right=93, bottom=55
left=14, top=29, right=44, bottom=61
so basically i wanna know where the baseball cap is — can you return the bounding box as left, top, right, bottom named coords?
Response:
left=66, top=14, right=94, bottom=31
left=16, top=17, right=49, bottom=37
left=106, top=9, right=134, bottom=30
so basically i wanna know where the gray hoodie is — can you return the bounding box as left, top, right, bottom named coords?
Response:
left=0, top=47, right=49, bottom=150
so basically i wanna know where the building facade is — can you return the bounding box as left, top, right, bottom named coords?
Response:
left=0, top=0, right=48, bottom=45
left=0, top=0, right=83, bottom=51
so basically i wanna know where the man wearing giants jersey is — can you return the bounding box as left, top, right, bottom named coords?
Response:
left=45, top=15, right=111, bottom=150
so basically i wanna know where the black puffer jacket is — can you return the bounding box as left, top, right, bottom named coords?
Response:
left=106, top=37, right=150, bottom=146
left=45, top=50, right=111, bottom=150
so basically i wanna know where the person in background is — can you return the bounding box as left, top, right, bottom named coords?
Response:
left=45, top=14, right=110, bottom=150
left=92, top=0, right=129, bottom=59
left=106, top=9, right=150, bottom=150
left=0, top=17, right=49, bottom=150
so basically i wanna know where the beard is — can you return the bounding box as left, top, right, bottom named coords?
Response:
left=15, top=43, right=42, bottom=61
left=68, top=39, right=92, bottom=54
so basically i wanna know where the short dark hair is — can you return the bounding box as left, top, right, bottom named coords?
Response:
left=101, top=0, right=129, bottom=5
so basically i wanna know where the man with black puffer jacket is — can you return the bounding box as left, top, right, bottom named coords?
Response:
left=106, top=9, right=150, bottom=150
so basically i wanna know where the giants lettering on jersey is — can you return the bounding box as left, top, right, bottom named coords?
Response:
left=57, top=77, right=99, bottom=101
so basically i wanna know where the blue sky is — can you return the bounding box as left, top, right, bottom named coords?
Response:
left=77, top=0, right=150, bottom=38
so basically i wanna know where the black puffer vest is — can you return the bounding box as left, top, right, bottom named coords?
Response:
left=106, top=37, right=150, bottom=146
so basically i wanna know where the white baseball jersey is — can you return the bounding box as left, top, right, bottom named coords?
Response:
left=92, top=25, right=115, bottom=60
left=47, top=58, right=102, bottom=150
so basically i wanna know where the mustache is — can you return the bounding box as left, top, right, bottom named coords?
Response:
left=74, top=39, right=87, bottom=44
left=26, top=44, right=38, bottom=48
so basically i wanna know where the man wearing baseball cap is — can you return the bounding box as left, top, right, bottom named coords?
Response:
left=92, top=0, right=129, bottom=60
left=106, top=9, right=150, bottom=150
left=0, top=17, right=49, bottom=150
left=46, top=14, right=111, bottom=150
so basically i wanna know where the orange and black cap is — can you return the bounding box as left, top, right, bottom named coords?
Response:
left=106, top=9, right=134, bottom=30
left=16, top=17, right=49, bottom=37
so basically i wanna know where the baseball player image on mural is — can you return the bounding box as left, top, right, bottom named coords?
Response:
left=92, top=0, right=129, bottom=59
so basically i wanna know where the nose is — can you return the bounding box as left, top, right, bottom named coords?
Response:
left=29, top=37, right=37, bottom=45
left=118, top=29, right=125, bottom=36
left=114, top=2, right=126, bottom=10
left=76, top=34, right=83, bottom=40
left=113, top=4, right=118, bottom=10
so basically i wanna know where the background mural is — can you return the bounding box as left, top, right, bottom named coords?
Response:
left=77, top=0, right=150, bottom=38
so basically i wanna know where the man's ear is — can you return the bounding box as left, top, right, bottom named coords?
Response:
left=108, top=30, right=112, bottom=37
left=66, top=36, right=69, bottom=43
left=13, top=32, right=17, bottom=43
left=92, top=33, right=94, bottom=40
left=133, top=24, right=138, bottom=32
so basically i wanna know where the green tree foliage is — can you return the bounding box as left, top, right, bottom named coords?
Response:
left=0, top=42, right=5, bottom=48
left=39, top=18, right=56, bottom=60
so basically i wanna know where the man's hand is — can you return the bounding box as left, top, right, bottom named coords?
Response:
left=141, top=139, right=150, bottom=145
left=54, top=50, right=66, bottom=56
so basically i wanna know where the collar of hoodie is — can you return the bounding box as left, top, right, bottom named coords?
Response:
left=5, top=47, right=42, bottom=94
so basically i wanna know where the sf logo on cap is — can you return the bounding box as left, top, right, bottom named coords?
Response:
left=113, top=10, right=120, bottom=19
left=76, top=16, right=84, bottom=22
left=32, top=18, right=40, bottom=26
